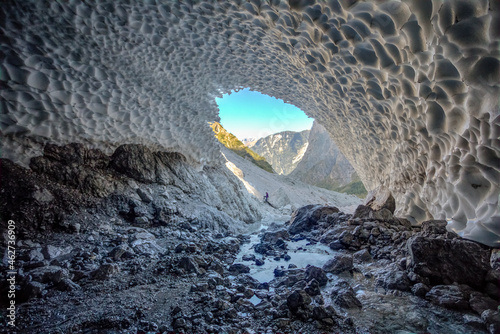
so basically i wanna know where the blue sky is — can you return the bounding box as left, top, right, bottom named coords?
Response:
left=215, top=88, right=313, bottom=140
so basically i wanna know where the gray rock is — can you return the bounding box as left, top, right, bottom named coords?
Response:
left=242, top=254, right=256, bottom=261
left=229, top=263, right=250, bottom=274
left=363, top=186, right=396, bottom=213
left=178, top=256, right=202, bottom=275
left=406, top=236, right=491, bottom=289
left=130, top=231, right=165, bottom=256
left=425, top=285, right=469, bottom=310
left=287, top=290, right=312, bottom=312
left=22, top=281, right=46, bottom=300
left=28, top=266, right=67, bottom=284
left=420, top=220, right=448, bottom=235
left=32, top=188, right=54, bottom=204
left=57, top=278, right=81, bottom=292
left=469, top=292, right=499, bottom=315
left=41, top=245, right=72, bottom=260
left=463, top=314, right=486, bottom=331
left=27, top=249, right=45, bottom=262
left=411, top=283, right=430, bottom=298
left=305, top=265, right=328, bottom=286
left=108, top=244, right=135, bottom=260
left=353, top=249, right=373, bottom=263
left=136, top=188, right=152, bottom=203
left=481, top=310, right=500, bottom=334
left=255, top=258, right=265, bottom=266
left=261, top=229, right=289, bottom=243
left=322, top=253, right=353, bottom=274
left=305, top=279, right=321, bottom=296
left=382, top=270, right=410, bottom=291
left=288, top=205, right=339, bottom=235
left=491, top=249, right=500, bottom=270
left=91, top=263, right=120, bottom=280
left=331, top=282, right=362, bottom=309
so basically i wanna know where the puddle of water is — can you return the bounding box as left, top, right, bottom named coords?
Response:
left=248, top=295, right=261, bottom=306
left=238, top=220, right=336, bottom=283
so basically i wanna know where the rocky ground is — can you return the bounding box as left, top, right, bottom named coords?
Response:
left=1, top=145, right=499, bottom=333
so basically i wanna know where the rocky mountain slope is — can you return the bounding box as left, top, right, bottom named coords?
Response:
left=290, top=122, right=367, bottom=197
left=210, top=122, right=274, bottom=173
left=249, top=130, right=310, bottom=175
left=221, top=147, right=361, bottom=214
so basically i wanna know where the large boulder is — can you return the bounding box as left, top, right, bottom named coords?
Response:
left=288, top=205, right=339, bottom=235
left=425, top=285, right=470, bottom=310
left=110, top=144, right=159, bottom=183
left=287, top=290, right=312, bottom=313
left=322, top=253, right=353, bottom=274
left=406, top=236, right=491, bottom=290
left=364, top=186, right=396, bottom=213
left=330, top=281, right=362, bottom=309
left=305, top=265, right=328, bottom=286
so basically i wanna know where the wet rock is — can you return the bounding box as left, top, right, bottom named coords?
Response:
left=331, top=281, right=362, bottom=309
left=242, top=254, right=255, bottom=261
left=28, top=265, right=67, bottom=284
left=41, top=245, right=72, bottom=260
left=283, top=254, right=291, bottom=261
left=353, top=249, right=373, bottom=263
left=130, top=231, right=165, bottom=256
left=323, top=253, right=353, bottom=274
left=425, top=285, right=469, bottom=310
left=108, top=244, right=134, bottom=260
left=274, top=267, right=286, bottom=277
left=261, top=229, right=289, bottom=243
left=481, top=310, right=500, bottom=334
left=275, top=318, right=291, bottom=328
left=312, top=305, right=335, bottom=321
left=229, top=263, right=250, bottom=274
left=254, top=242, right=272, bottom=255
left=287, top=290, right=312, bottom=312
left=305, top=265, right=328, bottom=286
left=339, top=230, right=361, bottom=249
left=406, top=236, right=491, bottom=289
left=27, top=249, right=45, bottom=262
left=469, top=292, right=499, bottom=315
left=463, top=314, right=486, bottom=331
left=305, top=279, right=321, bottom=296
left=57, top=278, right=81, bottom=291
left=328, top=240, right=345, bottom=250
left=411, top=282, right=430, bottom=297
left=91, top=263, right=120, bottom=280
left=382, top=270, right=410, bottom=291
left=172, top=317, right=187, bottom=329
left=288, top=205, right=339, bottom=235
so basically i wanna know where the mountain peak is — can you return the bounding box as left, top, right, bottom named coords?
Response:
left=209, top=122, right=274, bottom=173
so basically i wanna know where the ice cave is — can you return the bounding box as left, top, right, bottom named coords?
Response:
left=0, top=0, right=499, bottom=333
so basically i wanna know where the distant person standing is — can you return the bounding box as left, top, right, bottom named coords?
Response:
left=264, top=192, right=269, bottom=203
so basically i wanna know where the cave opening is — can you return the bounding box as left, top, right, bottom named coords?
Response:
left=214, top=88, right=313, bottom=145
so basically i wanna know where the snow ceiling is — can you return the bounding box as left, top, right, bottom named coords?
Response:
left=1, top=0, right=499, bottom=246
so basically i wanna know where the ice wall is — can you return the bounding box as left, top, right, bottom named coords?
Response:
left=0, top=0, right=499, bottom=245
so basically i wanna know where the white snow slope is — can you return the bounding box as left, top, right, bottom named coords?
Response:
left=221, top=147, right=361, bottom=216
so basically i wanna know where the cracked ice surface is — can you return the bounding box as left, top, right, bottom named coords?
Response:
left=0, top=0, right=499, bottom=245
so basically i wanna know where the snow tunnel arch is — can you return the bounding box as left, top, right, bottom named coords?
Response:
left=0, top=0, right=499, bottom=246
